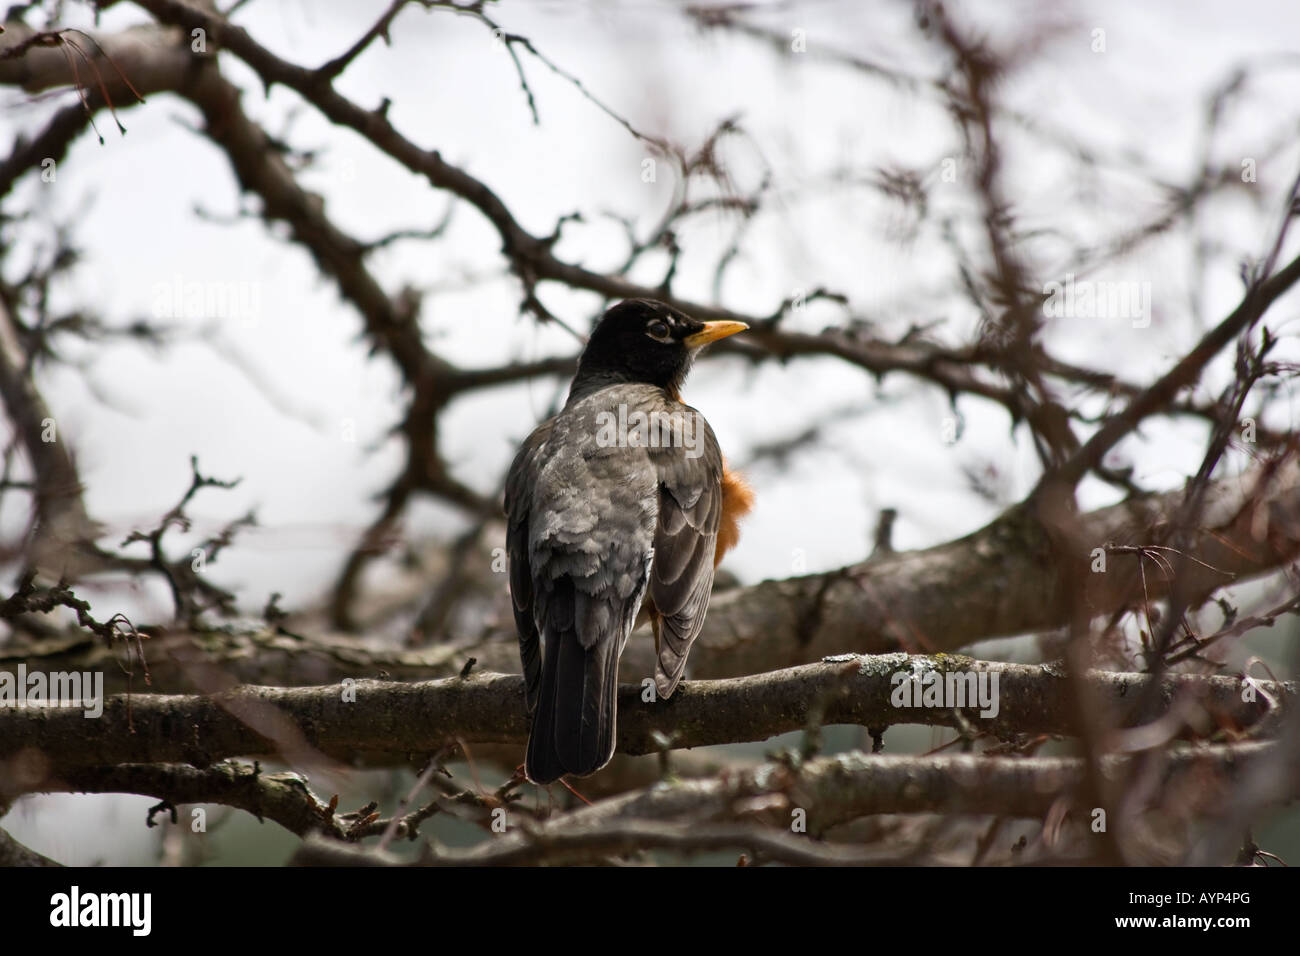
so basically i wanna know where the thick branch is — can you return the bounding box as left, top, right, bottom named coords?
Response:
left=687, top=459, right=1300, bottom=676
left=45, top=761, right=360, bottom=839
left=0, top=657, right=1289, bottom=781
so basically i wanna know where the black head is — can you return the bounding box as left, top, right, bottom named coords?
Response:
left=570, top=299, right=747, bottom=400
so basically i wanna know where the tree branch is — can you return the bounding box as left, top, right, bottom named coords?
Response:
left=0, top=656, right=1289, bottom=781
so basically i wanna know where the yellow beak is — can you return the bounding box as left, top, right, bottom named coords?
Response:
left=683, top=320, right=749, bottom=348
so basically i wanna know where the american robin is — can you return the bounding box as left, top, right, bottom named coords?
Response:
left=505, top=299, right=753, bottom=784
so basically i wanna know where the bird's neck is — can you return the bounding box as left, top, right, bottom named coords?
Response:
left=566, top=369, right=683, bottom=406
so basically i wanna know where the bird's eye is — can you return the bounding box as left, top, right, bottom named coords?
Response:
left=646, top=319, right=671, bottom=341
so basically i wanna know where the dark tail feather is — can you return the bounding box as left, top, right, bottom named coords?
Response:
left=525, top=619, right=619, bottom=785
left=524, top=623, right=567, bottom=785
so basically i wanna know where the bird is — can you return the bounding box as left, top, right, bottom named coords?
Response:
left=505, top=299, right=753, bottom=784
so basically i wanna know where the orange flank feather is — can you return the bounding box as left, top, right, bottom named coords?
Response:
left=715, top=462, right=753, bottom=567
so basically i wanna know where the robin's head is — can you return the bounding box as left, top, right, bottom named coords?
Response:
left=572, top=299, right=748, bottom=397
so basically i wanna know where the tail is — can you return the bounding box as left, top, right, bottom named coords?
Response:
left=525, top=583, right=622, bottom=785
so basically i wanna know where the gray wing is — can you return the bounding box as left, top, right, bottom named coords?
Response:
left=504, top=420, right=553, bottom=712
left=649, top=406, right=723, bottom=698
